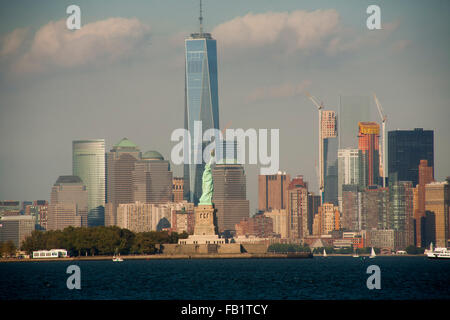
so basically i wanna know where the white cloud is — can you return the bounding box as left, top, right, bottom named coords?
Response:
left=246, top=80, right=312, bottom=102
left=12, top=17, right=151, bottom=73
left=0, top=28, right=28, bottom=58
left=212, top=10, right=399, bottom=58
left=213, top=10, right=340, bottom=54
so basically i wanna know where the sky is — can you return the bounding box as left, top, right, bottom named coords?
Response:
left=0, top=0, right=449, bottom=214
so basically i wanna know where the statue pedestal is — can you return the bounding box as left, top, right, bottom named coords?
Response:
left=194, top=204, right=216, bottom=236
left=178, top=204, right=225, bottom=244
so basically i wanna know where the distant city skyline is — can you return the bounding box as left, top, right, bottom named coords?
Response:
left=1, top=0, right=449, bottom=216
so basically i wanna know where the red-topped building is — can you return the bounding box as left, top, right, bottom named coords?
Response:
left=358, top=122, right=380, bottom=187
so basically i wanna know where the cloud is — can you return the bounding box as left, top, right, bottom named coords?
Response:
left=11, top=17, right=151, bottom=74
left=212, top=10, right=399, bottom=58
left=246, top=80, right=312, bottom=102
left=0, top=28, right=28, bottom=58
left=213, top=10, right=340, bottom=54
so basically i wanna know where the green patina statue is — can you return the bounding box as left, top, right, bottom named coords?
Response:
left=198, top=151, right=215, bottom=205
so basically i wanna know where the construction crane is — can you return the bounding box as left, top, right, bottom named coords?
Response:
left=373, top=93, right=387, bottom=188
left=305, top=92, right=325, bottom=204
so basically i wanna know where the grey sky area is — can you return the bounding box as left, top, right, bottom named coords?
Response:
left=0, top=0, right=449, bottom=215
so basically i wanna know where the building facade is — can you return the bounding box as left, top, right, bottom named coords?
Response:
left=258, top=172, right=290, bottom=212
left=264, top=209, right=288, bottom=239
left=425, top=181, right=449, bottom=247
left=412, top=159, right=434, bottom=247
left=172, top=177, right=184, bottom=203
left=48, top=175, right=88, bottom=230
left=338, top=148, right=362, bottom=210
left=358, top=122, right=380, bottom=187
left=72, top=139, right=105, bottom=226
left=0, top=215, right=35, bottom=248
left=105, top=138, right=141, bottom=226
left=388, top=128, right=434, bottom=187
left=212, top=163, right=249, bottom=234
left=132, top=151, right=173, bottom=204
left=287, top=176, right=308, bottom=239
left=183, top=26, right=220, bottom=204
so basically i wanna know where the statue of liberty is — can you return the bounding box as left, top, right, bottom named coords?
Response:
left=198, top=150, right=215, bottom=205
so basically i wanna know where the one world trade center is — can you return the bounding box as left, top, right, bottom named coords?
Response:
left=183, top=1, right=220, bottom=204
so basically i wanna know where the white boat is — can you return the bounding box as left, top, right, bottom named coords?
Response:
left=369, top=247, right=376, bottom=258
left=323, top=249, right=327, bottom=257
left=426, top=246, right=450, bottom=259
left=112, top=254, right=123, bottom=262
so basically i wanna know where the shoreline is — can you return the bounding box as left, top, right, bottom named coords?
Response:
left=0, top=253, right=426, bottom=262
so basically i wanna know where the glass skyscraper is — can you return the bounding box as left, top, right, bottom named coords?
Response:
left=73, top=139, right=105, bottom=227
left=183, top=27, right=220, bottom=204
left=388, top=128, right=434, bottom=187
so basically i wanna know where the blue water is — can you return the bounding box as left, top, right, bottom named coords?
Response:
left=0, top=256, right=449, bottom=300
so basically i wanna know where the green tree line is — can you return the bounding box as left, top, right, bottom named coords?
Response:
left=20, top=226, right=189, bottom=256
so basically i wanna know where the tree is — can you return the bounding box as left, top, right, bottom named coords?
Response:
left=1, top=241, right=17, bottom=257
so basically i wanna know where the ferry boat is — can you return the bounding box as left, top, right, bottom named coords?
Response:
left=32, top=249, right=68, bottom=259
left=426, top=246, right=450, bottom=259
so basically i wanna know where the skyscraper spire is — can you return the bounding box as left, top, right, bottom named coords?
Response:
left=199, top=0, right=203, bottom=35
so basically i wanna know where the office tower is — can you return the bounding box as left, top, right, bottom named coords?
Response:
left=212, top=163, right=249, bottom=234
left=183, top=7, right=220, bottom=204
left=425, top=181, right=450, bottom=247
left=307, top=193, right=321, bottom=235
left=361, top=187, right=389, bottom=230
left=313, top=203, right=340, bottom=235
left=339, top=96, right=371, bottom=149
left=264, top=209, right=289, bottom=238
left=412, top=160, right=434, bottom=247
left=338, top=148, right=362, bottom=209
left=73, top=139, right=105, bottom=227
left=48, top=176, right=88, bottom=230
left=105, top=138, right=140, bottom=226
left=172, top=177, right=185, bottom=202
left=389, top=180, right=414, bottom=248
left=0, top=215, right=34, bottom=248
left=358, top=122, right=380, bottom=187
left=341, top=185, right=362, bottom=231
left=133, top=151, right=173, bottom=204
left=388, top=128, right=434, bottom=187
left=287, top=176, right=308, bottom=239
left=322, top=111, right=338, bottom=205
left=258, top=172, right=291, bottom=211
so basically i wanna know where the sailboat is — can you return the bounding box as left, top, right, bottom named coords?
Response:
left=323, top=249, right=327, bottom=257
left=369, top=247, right=376, bottom=259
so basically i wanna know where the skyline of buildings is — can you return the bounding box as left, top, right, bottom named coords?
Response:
left=0, top=4, right=448, bottom=252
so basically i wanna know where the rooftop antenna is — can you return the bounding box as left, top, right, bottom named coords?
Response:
left=199, top=0, right=203, bottom=35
